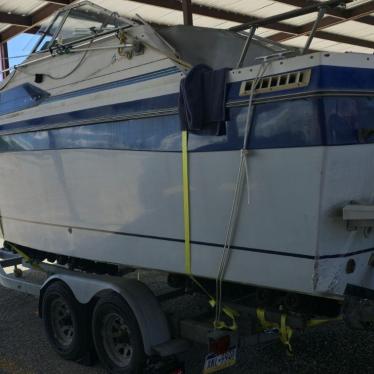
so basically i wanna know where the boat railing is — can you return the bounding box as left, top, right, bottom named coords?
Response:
left=234, top=0, right=347, bottom=68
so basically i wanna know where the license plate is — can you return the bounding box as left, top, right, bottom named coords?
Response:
left=203, top=347, right=237, bottom=374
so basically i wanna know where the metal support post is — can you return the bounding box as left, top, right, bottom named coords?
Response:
left=302, top=7, right=326, bottom=54
left=182, top=0, right=193, bottom=26
left=236, top=26, right=258, bottom=69
left=0, top=42, right=9, bottom=79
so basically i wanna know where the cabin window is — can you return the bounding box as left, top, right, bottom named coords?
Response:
left=33, top=3, right=129, bottom=52
left=34, top=11, right=69, bottom=52
left=248, top=98, right=321, bottom=149
left=187, top=98, right=321, bottom=152
left=55, top=4, right=126, bottom=46
left=324, top=96, right=374, bottom=145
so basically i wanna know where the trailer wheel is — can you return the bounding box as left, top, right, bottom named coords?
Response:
left=42, top=281, right=90, bottom=361
left=92, top=293, right=145, bottom=374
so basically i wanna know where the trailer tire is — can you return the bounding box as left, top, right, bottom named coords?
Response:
left=42, top=281, right=90, bottom=361
left=92, top=292, right=146, bottom=374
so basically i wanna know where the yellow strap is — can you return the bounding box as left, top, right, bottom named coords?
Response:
left=256, top=308, right=293, bottom=354
left=8, top=243, right=43, bottom=271
left=256, top=308, right=277, bottom=330
left=307, top=315, right=342, bottom=328
left=209, top=299, right=239, bottom=331
left=280, top=314, right=293, bottom=355
left=181, top=129, right=238, bottom=330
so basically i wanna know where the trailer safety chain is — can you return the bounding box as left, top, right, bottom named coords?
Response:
left=181, top=130, right=239, bottom=331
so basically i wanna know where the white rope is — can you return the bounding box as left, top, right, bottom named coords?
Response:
left=214, top=61, right=270, bottom=326
left=0, top=54, right=32, bottom=61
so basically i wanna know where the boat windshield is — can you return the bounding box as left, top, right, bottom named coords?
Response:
left=33, top=2, right=132, bottom=53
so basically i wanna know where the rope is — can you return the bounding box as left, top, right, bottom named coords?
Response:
left=181, top=130, right=238, bottom=330
left=42, top=39, right=95, bottom=80
left=0, top=54, right=32, bottom=61
left=214, top=61, right=270, bottom=328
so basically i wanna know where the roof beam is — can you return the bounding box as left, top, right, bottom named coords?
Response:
left=274, top=0, right=374, bottom=27
left=0, top=13, right=32, bottom=27
left=315, top=31, right=374, bottom=49
left=0, top=0, right=372, bottom=53
left=108, top=0, right=374, bottom=52
left=39, top=0, right=72, bottom=4
left=31, top=3, right=62, bottom=24
left=273, top=0, right=350, bottom=19
left=127, top=0, right=298, bottom=34
left=268, top=1, right=374, bottom=49
left=0, top=1, right=74, bottom=43
left=182, top=0, right=193, bottom=26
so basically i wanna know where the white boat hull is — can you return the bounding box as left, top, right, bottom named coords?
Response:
left=1, top=142, right=374, bottom=298
left=1, top=27, right=374, bottom=300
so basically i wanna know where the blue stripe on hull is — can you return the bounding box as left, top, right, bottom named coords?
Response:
left=1, top=64, right=374, bottom=131
left=46, top=66, right=181, bottom=103
left=227, top=65, right=374, bottom=101
left=0, top=93, right=178, bottom=135
left=0, top=95, right=374, bottom=153
left=4, top=216, right=374, bottom=261
left=0, top=65, right=374, bottom=138
left=0, top=65, right=373, bottom=152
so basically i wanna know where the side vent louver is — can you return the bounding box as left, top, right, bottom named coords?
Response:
left=239, top=69, right=311, bottom=96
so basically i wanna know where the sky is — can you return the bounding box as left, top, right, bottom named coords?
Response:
left=7, top=33, right=39, bottom=70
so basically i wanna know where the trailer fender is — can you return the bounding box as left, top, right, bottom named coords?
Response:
left=39, top=273, right=171, bottom=355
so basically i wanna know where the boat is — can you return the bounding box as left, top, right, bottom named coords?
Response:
left=0, top=0, right=373, bottom=308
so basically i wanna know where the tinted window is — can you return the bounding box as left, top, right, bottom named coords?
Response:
left=0, top=115, right=180, bottom=153
left=324, top=97, right=374, bottom=145
left=249, top=98, right=321, bottom=149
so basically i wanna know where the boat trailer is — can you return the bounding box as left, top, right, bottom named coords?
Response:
left=0, top=245, right=351, bottom=374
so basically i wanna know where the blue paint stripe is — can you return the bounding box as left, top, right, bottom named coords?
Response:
left=0, top=93, right=179, bottom=135
left=46, top=66, right=181, bottom=103
left=2, top=64, right=374, bottom=126
left=0, top=66, right=180, bottom=118
left=0, top=65, right=373, bottom=136
left=227, top=65, right=374, bottom=101
left=5, top=217, right=374, bottom=261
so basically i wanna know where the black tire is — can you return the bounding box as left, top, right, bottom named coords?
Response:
left=42, top=281, right=91, bottom=361
left=92, top=293, right=146, bottom=374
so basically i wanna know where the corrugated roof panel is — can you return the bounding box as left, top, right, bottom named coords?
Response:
left=238, top=1, right=295, bottom=18
left=157, top=10, right=185, bottom=25
left=283, top=35, right=373, bottom=54
left=0, top=0, right=45, bottom=16
left=0, top=0, right=372, bottom=56
left=323, top=20, right=374, bottom=41
left=89, top=0, right=147, bottom=14
left=89, top=0, right=184, bottom=25
left=255, top=28, right=279, bottom=38
left=0, top=23, right=10, bottom=33
left=205, top=20, right=240, bottom=29
left=345, top=0, right=372, bottom=9
left=193, top=0, right=286, bottom=15
left=192, top=0, right=248, bottom=9
left=282, top=12, right=323, bottom=26
left=193, top=14, right=230, bottom=28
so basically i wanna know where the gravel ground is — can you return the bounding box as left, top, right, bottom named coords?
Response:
left=1, top=270, right=374, bottom=374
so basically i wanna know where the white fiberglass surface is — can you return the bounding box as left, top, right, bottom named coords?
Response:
left=0, top=147, right=324, bottom=295
left=315, top=144, right=374, bottom=295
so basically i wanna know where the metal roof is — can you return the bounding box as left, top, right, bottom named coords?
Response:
left=0, top=0, right=373, bottom=54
